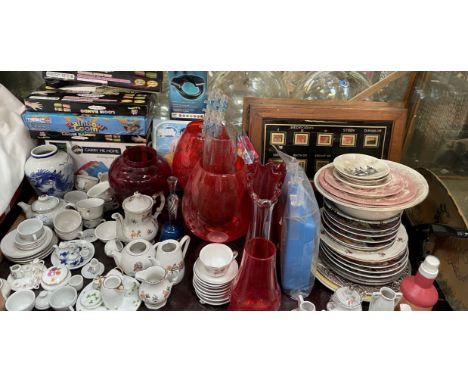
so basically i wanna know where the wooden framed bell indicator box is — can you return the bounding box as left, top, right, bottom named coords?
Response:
left=243, top=98, right=407, bottom=182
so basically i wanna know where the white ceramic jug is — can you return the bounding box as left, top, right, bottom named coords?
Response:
left=135, top=266, right=179, bottom=310
left=369, top=287, right=402, bottom=311
left=154, top=235, right=190, bottom=285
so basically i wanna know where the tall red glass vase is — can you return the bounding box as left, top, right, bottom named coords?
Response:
left=229, top=161, right=286, bottom=311
left=172, top=120, right=204, bottom=190
left=182, top=126, right=251, bottom=243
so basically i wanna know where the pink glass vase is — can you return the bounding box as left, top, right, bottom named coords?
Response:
left=172, top=120, right=204, bottom=190
left=229, top=161, right=286, bottom=310
left=182, top=126, right=251, bottom=243
left=109, top=146, right=171, bottom=203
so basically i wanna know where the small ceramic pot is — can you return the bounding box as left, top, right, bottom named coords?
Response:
left=154, top=235, right=190, bottom=284
left=135, top=265, right=178, bottom=310
left=75, top=174, right=99, bottom=192
left=24, top=144, right=74, bottom=197
left=369, top=287, right=402, bottom=311
left=75, top=198, right=104, bottom=220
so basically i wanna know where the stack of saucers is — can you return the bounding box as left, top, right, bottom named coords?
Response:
left=313, top=154, right=429, bottom=298
left=0, top=223, right=58, bottom=264
left=193, top=244, right=239, bottom=306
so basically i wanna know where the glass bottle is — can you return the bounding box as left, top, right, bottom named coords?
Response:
left=172, top=119, right=204, bottom=190
left=399, top=255, right=440, bottom=311
left=159, top=176, right=184, bottom=241
left=229, top=161, right=286, bottom=311
left=109, top=146, right=171, bottom=203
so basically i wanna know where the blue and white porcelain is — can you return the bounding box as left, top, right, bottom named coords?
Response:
left=24, top=144, right=74, bottom=198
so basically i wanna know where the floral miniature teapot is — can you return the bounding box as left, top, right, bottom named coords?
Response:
left=110, top=239, right=159, bottom=277
left=135, top=265, right=179, bottom=310
left=18, top=195, right=72, bottom=228
left=112, top=191, right=165, bottom=243
left=154, top=235, right=191, bottom=285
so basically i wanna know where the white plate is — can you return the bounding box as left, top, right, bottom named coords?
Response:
left=193, top=259, right=238, bottom=285
left=314, top=161, right=429, bottom=220
left=333, top=154, right=390, bottom=180
left=320, top=224, right=408, bottom=263
left=76, top=270, right=141, bottom=311
left=1, top=226, right=55, bottom=259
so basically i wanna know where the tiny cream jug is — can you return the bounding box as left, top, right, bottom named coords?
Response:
left=135, top=266, right=179, bottom=310
left=110, top=239, right=158, bottom=277
left=154, top=235, right=190, bottom=285
left=112, top=191, right=165, bottom=243
left=369, top=287, right=402, bottom=311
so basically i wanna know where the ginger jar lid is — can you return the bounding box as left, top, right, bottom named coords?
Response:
left=32, top=195, right=60, bottom=213
left=122, top=192, right=153, bottom=213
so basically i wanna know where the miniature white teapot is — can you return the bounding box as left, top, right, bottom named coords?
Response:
left=135, top=265, right=179, bottom=310
left=18, top=194, right=72, bottom=228
left=154, top=235, right=190, bottom=285
left=112, top=192, right=165, bottom=243
left=110, top=239, right=159, bottom=277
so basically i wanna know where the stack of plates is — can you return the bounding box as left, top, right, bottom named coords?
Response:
left=0, top=226, right=58, bottom=264
left=314, top=154, right=429, bottom=221
left=312, top=154, right=430, bottom=294
left=193, top=258, right=238, bottom=306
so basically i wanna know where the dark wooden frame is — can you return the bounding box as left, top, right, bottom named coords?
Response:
left=242, top=98, right=408, bottom=165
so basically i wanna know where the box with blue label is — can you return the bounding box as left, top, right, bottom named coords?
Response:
left=22, top=112, right=150, bottom=138
left=168, top=71, right=208, bottom=120
left=152, top=119, right=190, bottom=165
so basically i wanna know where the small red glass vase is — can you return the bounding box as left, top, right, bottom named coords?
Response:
left=109, top=146, right=171, bottom=203
left=172, top=120, right=204, bottom=190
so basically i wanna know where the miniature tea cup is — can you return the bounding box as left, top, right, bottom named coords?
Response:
left=87, top=259, right=101, bottom=274
left=75, top=174, right=99, bottom=192
left=101, top=275, right=124, bottom=310
left=83, top=217, right=106, bottom=229
left=54, top=209, right=82, bottom=233
left=68, top=275, right=84, bottom=292
left=16, top=218, right=44, bottom=242
left=50, top=286, right=77, bottom=311
left=5, top=290, right=36, bottom=311
left=199, top=243, right=238, bottom=278
left=87, top=181, right=113, bottom=201
left=75, top=198, right=104, bottom=220
left=104, top=239, right=124, bottom=257
left=64, top=190, right=88, bottom=207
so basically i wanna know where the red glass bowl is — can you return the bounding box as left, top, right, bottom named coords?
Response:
left=109, top=146, right=171, bottom=203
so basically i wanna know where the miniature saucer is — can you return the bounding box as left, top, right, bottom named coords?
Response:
left=81, top=261, right=105, bottom=279
left=79, top=229, right=98, bottom=243
left=80, top=289, right=102, bottom=309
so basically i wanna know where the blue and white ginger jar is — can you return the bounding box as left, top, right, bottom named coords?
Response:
left=24, top=144, right=74, bottom=197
